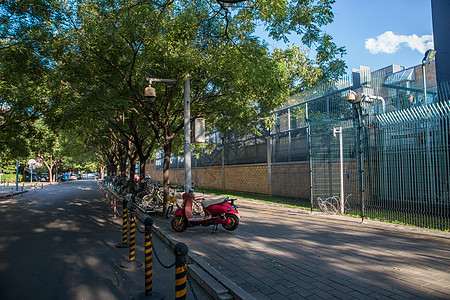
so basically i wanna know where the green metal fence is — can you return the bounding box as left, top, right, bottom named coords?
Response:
left=308, top=81, right=450, bottom=231
left=160, top=78, right=450, bottom=231
left=367, top=102, right=450, bottom=230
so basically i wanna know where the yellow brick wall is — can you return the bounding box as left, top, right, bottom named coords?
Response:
left=146, top=159, right=311, bottom=199
left=272, top=162, right=310, bottom=199
left=196, top=167, right=222, bottom=190
left=224, top=165, right=269, bottom=194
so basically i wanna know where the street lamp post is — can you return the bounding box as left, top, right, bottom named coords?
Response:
left=183, top=75, right=192, bottom=193
left=16, top=157, right=19, bottom=191
left=28, top=159, right=36, bottom=185
left=145, top=75, right=192, bottom=193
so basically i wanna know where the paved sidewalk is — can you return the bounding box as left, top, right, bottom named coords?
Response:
left=150, top=195, right=450, bottom=299
left=0, top=181, right=50, bottom=198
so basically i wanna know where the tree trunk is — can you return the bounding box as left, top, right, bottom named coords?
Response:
left=38, top=154, right=55, bottom=184
left=139, top=154, right=147, bottom=180
left=99, top=165, right=105, bottom=179
left=162, top=142, right=172, bottom=216
left=129, top=158, right=136, bottom=182
left=48, top=168, right=53, bottom=184
left=119, top=154, right=127, bottom=179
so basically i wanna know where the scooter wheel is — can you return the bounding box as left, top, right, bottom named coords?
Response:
left=171, top=215, right=188, bottom=232
left=222, top=214, right=239, bottom=231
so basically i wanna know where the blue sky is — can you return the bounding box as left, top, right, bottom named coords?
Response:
left=260, top=0, right=434, bottom=74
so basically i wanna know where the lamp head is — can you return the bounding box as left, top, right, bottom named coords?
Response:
left=347, top=90, right=359, bottom=104
left=144, top=85, right=156, bottom=102
left=422, top=49, right=436, bottom=64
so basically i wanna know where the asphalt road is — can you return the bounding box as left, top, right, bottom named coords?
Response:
left=0, top=180, right=211, bottom=300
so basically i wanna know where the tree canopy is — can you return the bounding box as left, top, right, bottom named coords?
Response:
left=1, top=0, right=346, bottom=200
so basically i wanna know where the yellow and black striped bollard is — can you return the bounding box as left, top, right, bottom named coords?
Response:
left=115, top=199, right=129, bottom=248
left=144, top=217, right=154, bottom=296
left=120, top=206, right=142, bottom=269
left=129, top=207, right=136, bottom=261
left=122, top=199, right=128, bottom=244
left=142, top=217, right=163, bottom=299
left=174, top=243, right=189, bottom=300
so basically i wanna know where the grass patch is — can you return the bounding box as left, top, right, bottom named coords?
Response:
left=197, top=188, right=312, bottom=210
left=193, top=188, right=449, bottom=232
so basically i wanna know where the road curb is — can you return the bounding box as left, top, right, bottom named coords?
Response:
left=149, top=218, right=256, bottom=300
left=0, top=190, right=28, bottom=199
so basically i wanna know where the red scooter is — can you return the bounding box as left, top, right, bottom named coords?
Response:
left=171, top=192, right=240, bottom=232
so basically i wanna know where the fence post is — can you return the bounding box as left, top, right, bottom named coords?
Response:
left=11, top=188, right=13, bottom=199
left=120, top=206, right=142, bottom=269
left=174, top=242, right=188, bottom=300
left=353, top=103, right=365, bottom=222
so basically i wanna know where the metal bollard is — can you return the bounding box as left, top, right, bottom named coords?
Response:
left=144, top=217, right=154, bottom=296
left=120, top=206, right=142, bottom=269
left=113, top=198, right=117, bottom=218
left=121, top=199, right=128, bottom=246
left=174, top=243, right=188, bottom=300
left=129, top=206, right=136, bottom=261
left=114, top=199, right=129, bottom=248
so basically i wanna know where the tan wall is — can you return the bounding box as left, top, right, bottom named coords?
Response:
left=224, top=164, right=269, bottom=194
left=196, top=167, right=222, bottom=190
left=272, top=162, right=310, bottom=199
left=146, top=159, right=312, bottom=199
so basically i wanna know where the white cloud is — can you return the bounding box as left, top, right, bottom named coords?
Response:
left=365, top=31, right=434, bottom=54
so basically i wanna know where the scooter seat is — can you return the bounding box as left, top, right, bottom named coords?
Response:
left=202, top=197, right=227, bottom=208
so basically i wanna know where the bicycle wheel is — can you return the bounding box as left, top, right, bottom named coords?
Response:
left=317, top=198, right=338, bottom=214
left=141, top=195, right=156, bottom=212
left=147, top=195, right=158, bottom=212
left=323, top=200, right=338, bottom=214
left=343, top=194, right=352, bottom=214
left=329, top=196, right=341, bottom=214
left=165, top=204, right=174, bottom=219
left=317, top=198, right=327, bottom=212
left=192, top=201, right=204, bottom=215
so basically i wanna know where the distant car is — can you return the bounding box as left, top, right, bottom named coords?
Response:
left=70, top=174, right=77, bottom=180
left=26, top=174, right=38, bottom=182
left=40, top=173, right=49, bottom=182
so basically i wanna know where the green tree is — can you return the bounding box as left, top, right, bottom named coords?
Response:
left=0, top=0, right=66, bottom=160
left=30, top=118, right=63, bottom=183
left=47, top=0, right=346, bottom=215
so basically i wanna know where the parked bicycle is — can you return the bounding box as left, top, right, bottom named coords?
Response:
left=316, top=194, right=352, bottom=215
